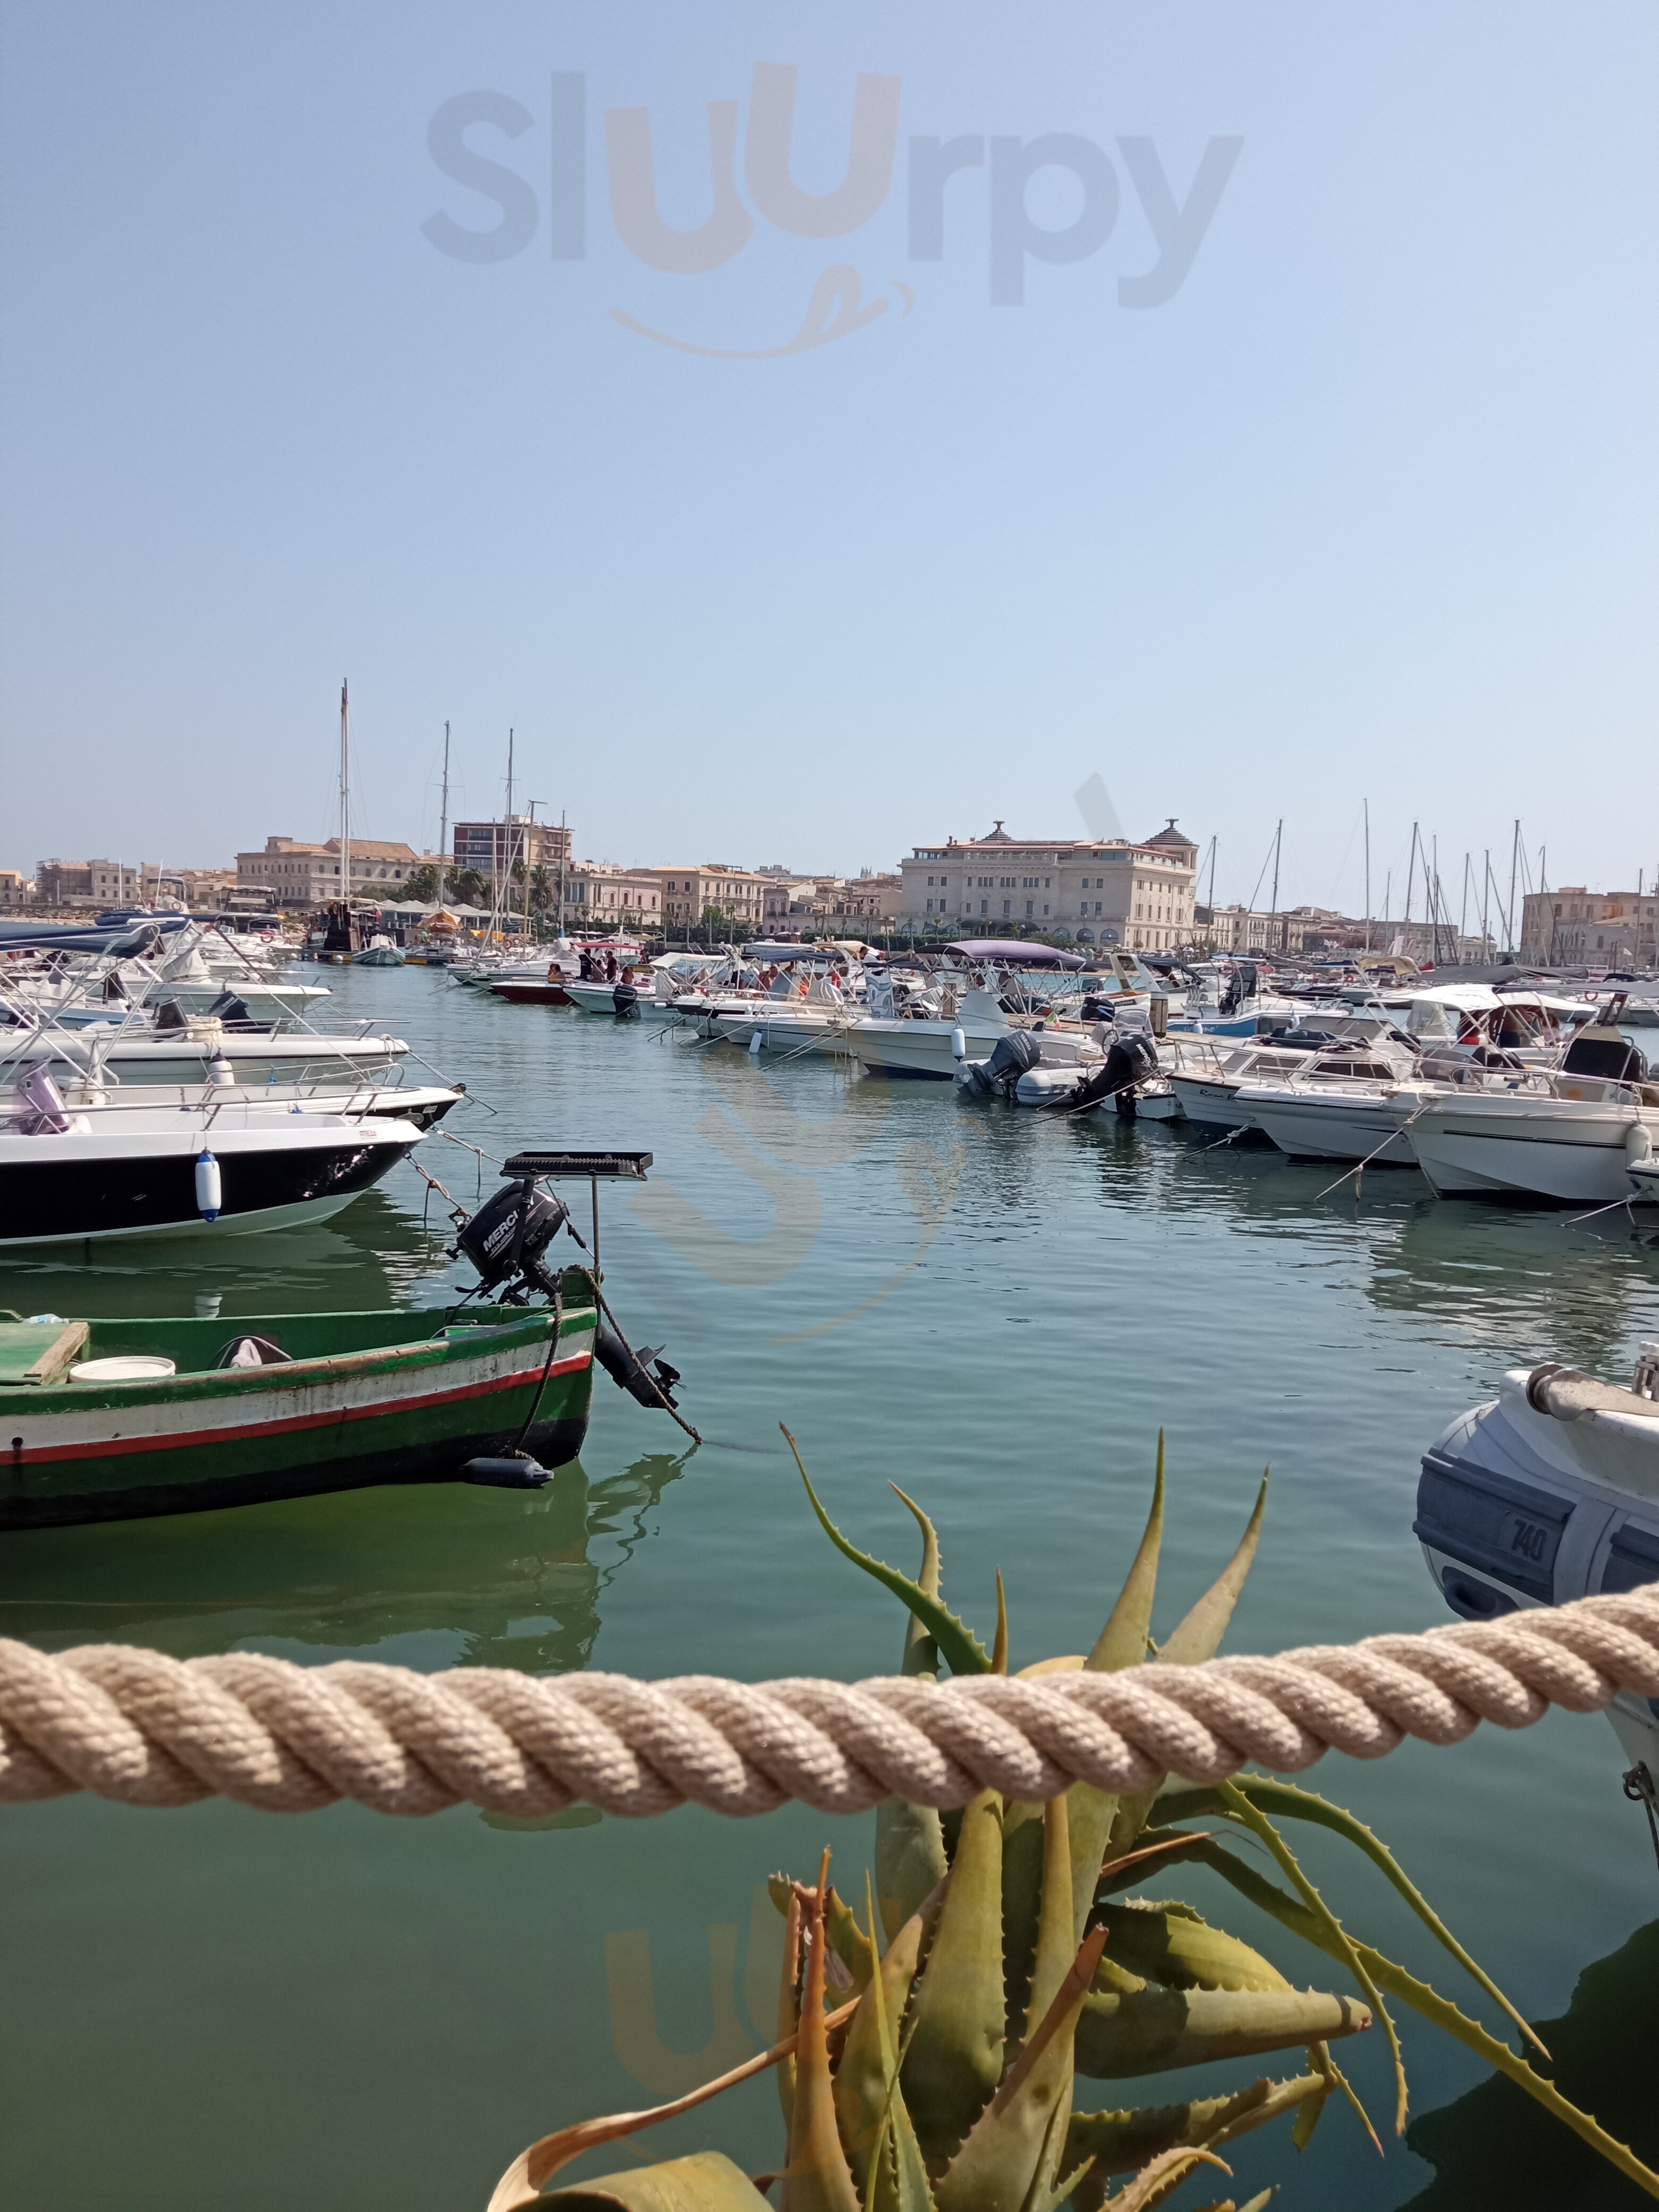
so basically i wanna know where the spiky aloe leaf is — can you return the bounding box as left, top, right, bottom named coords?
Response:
left=900, top=1790, right=1007, bottom=2167
left=1075, top=1980, right=1368, bottom=2080
left=540, top=2151, right=770, bottom=2211
left=932, top=1800, right=1086, bottom=2212
left=1153, top=1777, right=1546, bottom=2058
left=998, top=1802, right=1047, bottom=2035
left=1103, top=1477, right=1266, bottom=1865
left=1062, top=2074, right=1325, bottom=2212
left=1212, top=1781, right=1405, bottom=2138
left=784, top=1430, right=991, bottom=1677
left=852, top=1874, right=936, bottom=2212
left=1093, top=1902, right=1291, bottom=1997
left=782, top=1853, right=862, bottom=2212
left=876, top=1490, right=952, bottom=1942
left=1176, top=1836, right=1659, bottom=2200
left=778, top=1885, right=803, bottom=2130
left=1066, top=1448, right=1167, bottom=1946
left=1102, top=2146, right=1230, bottom=2211
left=835, top=1879, right=916, bottom=2202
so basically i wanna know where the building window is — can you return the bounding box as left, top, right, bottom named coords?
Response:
left=980, top=899, right=988, bottom=916
left=1003, top=899, right=1011, bottom=917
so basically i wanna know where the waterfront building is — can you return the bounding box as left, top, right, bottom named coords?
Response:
left=1, top=870, right=33, bottom=906
left=236, top=836, right=428, bottom=906
left=898, top=821, right=1198, bottom=950
left=763, top=872, right=902, bottom=935
left=563, top=864, right=663, bottom=929
left=451, top=816, right=572, bottom=877
left=643, top=865, right=769, bottom=935
left=1521, top=887, right=1657, bottom=968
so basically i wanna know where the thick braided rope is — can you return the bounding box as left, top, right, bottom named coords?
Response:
left=2, top=1583, right=1656, bottom=1819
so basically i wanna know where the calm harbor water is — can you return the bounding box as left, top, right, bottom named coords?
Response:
left=3, top=966, right=1658, bottom=2211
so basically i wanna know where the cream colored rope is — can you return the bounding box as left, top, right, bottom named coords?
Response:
left=2, top=1585, right=1656, bottom=1819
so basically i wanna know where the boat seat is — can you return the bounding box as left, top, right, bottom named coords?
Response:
left=216, top=1334, right=293, bottom=1369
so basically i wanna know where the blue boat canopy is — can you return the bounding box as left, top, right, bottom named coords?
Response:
left=946, top=939, right=1087, bottom=969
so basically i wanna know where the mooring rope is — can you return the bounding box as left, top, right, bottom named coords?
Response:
left=2, top=1584, right=1656, bottom=1820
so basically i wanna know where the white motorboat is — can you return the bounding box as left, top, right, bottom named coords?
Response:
left=1166, top=1017, right=1415, bottom=1137
left=1, top=1012, right=413, bottom=1094
left=1409, top=1089, right=1659, bottom=1203
left=1407, top=1024, right=1659, bottom=1202
left=0, top=1085, right=425, bottom=1249
left=843, top=983, right=1016, bottom=1079
left=353, top=936, right=405, bottom=967
left=1418, top=1347, right=1659, bottom=1774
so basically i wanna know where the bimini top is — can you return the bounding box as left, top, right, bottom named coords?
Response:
left=945, top=939, right=1087, bottom=969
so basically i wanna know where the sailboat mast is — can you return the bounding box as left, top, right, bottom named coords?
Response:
left=1269, top=819, right=1282, bottom=951
left=438, top=721, right=450, bottom=900
left=1506, top=819, right=1520, bottom=958
left=339, top=679, right=351, bottom=920
left=1363, top=799, right=1371, bottom=953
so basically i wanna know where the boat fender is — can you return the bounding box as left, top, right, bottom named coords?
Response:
left=460, top=1455, right=552, bottom=1489
left=1628, top=1124, right=1654, bottom=1164
left=194, top=1148, right=222, bottom=1222
left=208, top=1057, right=236, bottom=1088
left=950, top=1026, right=966, bottom=1062
left=749, top=1029, right=763, bottom=1056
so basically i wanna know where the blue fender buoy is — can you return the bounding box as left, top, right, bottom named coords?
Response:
left=194, top=1148, right=222, bottom=1222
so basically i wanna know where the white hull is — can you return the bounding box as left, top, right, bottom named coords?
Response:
left=1242, top=1088, right=1421, bottom=1165
left=1409, top=1099, right=1659, bottom=1203
left=1169, top=1076, right=1254, bottom=1131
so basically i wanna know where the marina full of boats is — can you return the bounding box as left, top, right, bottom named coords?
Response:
left=460, top=931, right=1659, bottom=1214
left=0, top=921, right=692, bottom=1518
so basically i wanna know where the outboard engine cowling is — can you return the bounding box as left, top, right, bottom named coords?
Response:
left=1418, top=1354, right=1659, bottom=1776
left=453, top=1179, right=569, bottom=1300
left=1065, top=1032, right=1160, bottom=1114
left=612, top=981, right=639, bottom=1018
left=964, top=1030, right=1044, bottom=1097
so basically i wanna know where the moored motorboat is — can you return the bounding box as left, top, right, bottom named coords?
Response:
left=0, top=1094, right=425, bottom=1249
left=0, top=1292, right=597, bottom=1528
left=1418, top=1346, right=1659, bottom=1773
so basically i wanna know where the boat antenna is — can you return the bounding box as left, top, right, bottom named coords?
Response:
left=558, top=808, right=567, bottom=940
left=339, top=678, right=351, bottom=939
left=1205, top=834, right=1218, bottom=910
left=438, top=720, right=451, bottom=903
left=1269, top=818, right=1282, bottom=953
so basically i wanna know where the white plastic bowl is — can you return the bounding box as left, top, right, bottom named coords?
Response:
left=69, top=1356, right=177, bottom=1384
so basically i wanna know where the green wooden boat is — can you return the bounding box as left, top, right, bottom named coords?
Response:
left=0, top=1274, right=596, bottom=1529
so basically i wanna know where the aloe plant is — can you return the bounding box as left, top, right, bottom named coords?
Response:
left=485, top=1436, right=1659, bottom=2212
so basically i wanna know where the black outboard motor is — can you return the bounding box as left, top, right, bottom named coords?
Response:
left=205, top=990, right=254, bottom=1025
left=1066, top=1030, right=1160, bottom=1115
left=964, top=1029, right=1044, bottom=1097
left=612, top=981, right=639, bottom=1018
left=594, top=1322, right=683, bottom=1409
left=1079, top=994, right=1114, bottom=1023
left=453, top=1178, right=570, bottom=1302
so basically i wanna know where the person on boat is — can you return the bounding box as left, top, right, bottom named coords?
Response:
left=605, top=949, right=618, bottom=983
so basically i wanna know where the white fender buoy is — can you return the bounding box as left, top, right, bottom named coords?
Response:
left=749, top=1029, right=764, bottom=1056
left=1628, top=1124, right=1654, bottom=1163
left=951, top=1026, right=967, bottom=1062
left=208, top=1057, right=235, bottom=1088
left=195, top=1148, right=222, bottom=1222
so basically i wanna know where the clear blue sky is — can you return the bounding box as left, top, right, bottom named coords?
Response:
left=2, top=3, right=1654, bottom=915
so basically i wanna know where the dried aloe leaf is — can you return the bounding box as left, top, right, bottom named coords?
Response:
left=1154, top=1777, right=1546, bottom=2059
left=541, top=2151, right=771, bottom=2212
left=900, top=1790, right=1007, bottom=2166
left=783, top=1850, right=862, bottom=2212
left=1075, top=1980, right=1369, bottom=2080
left=784, top=1429, right=991, bottom=1676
